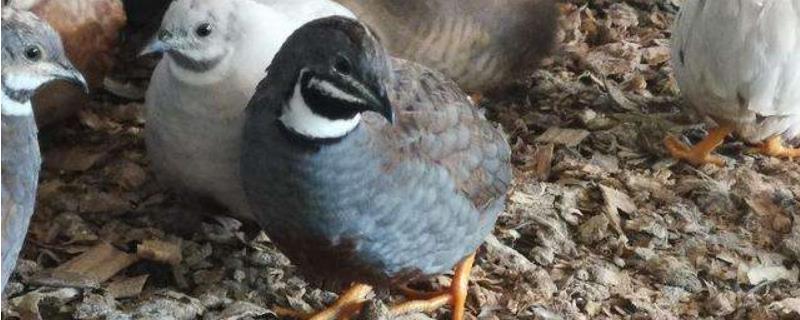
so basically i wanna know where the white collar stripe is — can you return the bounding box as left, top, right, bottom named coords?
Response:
left=308, top=77, right=365, bottom=105
left=279, top=80, right=361, bottom=139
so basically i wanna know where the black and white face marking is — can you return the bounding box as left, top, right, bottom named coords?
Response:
left=264, top=17, right=394, bottom=141
left=279, top=70, right=367, bottom=139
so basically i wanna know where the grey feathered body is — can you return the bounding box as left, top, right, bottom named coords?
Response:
left=242, top=59, right=511, bottom=287
left=1, top=114, right=41, bottom=292
left=672, top=0, right=800, bottom=143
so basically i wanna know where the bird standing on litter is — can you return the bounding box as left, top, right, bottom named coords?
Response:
left=666, top=0, right=800, bottom=166
left=143, top=0, right=354, bottom=221
left=241, top=16, right=512, bottom=320
left=1, top=8, right=88, bottom=293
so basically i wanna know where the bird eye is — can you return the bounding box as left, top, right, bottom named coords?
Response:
left=333, top=56, right=352, bottom=75
left=24, top=45, right=42, bottom=61
left=195, top=23, right=213, bottom=37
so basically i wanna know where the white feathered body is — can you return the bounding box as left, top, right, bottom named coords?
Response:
left=672, top=0, right=800, bottom=143
left=145, top=0, right=354, bottom=220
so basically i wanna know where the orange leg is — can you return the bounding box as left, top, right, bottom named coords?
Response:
left=275, top=283, right=373, bottom=320
left=468, top=93, right=484, bottom=105
left=754, top=136, right=800, bottom=159
left=664, top=124, right=735, bottom=167
left=390, top=254, right=475, bottom=320
left=397, top=284, right=448, bottom=300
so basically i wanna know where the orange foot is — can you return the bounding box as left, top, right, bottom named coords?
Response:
left=754, top=136, right=800, bottom=159
left=390, top=254, right=476, bottom=320
left=275, top=283, right=373, bottom=320
left=664, top=124, right=734, bottom=167
left=468, top=93, right=484, bottom=105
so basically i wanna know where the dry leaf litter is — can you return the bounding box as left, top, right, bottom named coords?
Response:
left=3, top=1, right=799, bottom=319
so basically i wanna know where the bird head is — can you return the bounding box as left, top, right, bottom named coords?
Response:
left=269, top=16, right=394, bottom=140
left=141, top=0, right=239, bottom=82
left=1, top=9, right=87, bottom=116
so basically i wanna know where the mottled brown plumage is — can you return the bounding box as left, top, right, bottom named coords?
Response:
left=386, top=58, right=511, bottom=211
left=335, top=0, right=558, bottom=92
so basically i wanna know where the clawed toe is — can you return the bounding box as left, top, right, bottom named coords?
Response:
left=754, top=136, right=800, bottom=159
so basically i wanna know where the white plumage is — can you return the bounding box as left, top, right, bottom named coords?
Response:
left=145, top=0, right=354, bottom=220
left=672, top=0, right=800, bottom=143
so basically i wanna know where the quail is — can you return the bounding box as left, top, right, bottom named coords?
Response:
left=334, top=0, right=558, bottom=93
left=130, top=0, right=558, bottom=94
left=1, top=8, right=87, bottom=293
left=241, top=16, right=512, bottom=320
left=6, top=0, right=126, bottom=126
left=666, top=0, right=800, bottom=166
left=142, top=0, right=354, bottom=221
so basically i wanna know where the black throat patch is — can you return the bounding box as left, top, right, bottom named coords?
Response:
left=167, top=50, right=226, bottom=73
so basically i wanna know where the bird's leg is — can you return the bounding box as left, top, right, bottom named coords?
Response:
left=468, top=93, right=484, bottom=105
left=390, top=254, right=475, bottom=320
left=397, top=284, right=448, bottom=300
left=753, top=136, right=800, bottom=159
left=663, top=123, right=734, bottom=166
left=275, top=283, right=373, bottom=320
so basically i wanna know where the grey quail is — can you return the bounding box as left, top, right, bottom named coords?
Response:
left=1, top=7, right=87, bottom=293
left=241, top=16, right=512, bottom=320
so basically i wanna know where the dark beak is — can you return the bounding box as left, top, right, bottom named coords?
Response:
left=363, top=85, right=393, bottom=124
left=140, top=30, right=172, bottom=56
left=374, top=90, right=393, bottom=124
left=54, top=62, right=89, bottom=93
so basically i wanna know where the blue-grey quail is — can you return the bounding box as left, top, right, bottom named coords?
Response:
left=241, top=16, right=512, bottom=320
left=2, top=8, right=87, bottom=293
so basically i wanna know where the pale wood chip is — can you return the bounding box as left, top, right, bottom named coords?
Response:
left=769, top=298, right=800, bottom=317
left=10, top=288, right=80, bottom=320
left=44, top=146, right=107, bottom=172
left=30, top=242, right=139, bottom=288
left=745, top=195, right=792, bottom=233
left=600, top=184, right=637, bottom=214
left=532, top=143, right=554, bottom=180
left=484, top=235, right=537, bottom=273
left=137, top=239, right=183, bottom=266
left=535, top=127, right=590, bottom=147
left=106, top=275, right=149, bottom=299
left=600, top=184, right=637, bottom=239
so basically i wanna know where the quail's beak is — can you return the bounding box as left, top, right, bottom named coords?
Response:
left=372, top=89, right=394, bottom=124
left=50, top=61, right=89, bottom=93
left=140, top=30, right=172, bottom=56
left=140, top=39, right=168, bottom=56
left=140, top=39, right=169, bottom=56
left=356, top=84, right=393, bottom=123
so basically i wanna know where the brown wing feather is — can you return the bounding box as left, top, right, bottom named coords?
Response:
left=381, top=58, right=512, bottom=210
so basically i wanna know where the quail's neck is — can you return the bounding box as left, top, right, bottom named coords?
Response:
left=1, top=90, right=33, bottom=117
left=167, top=49, right=235, bottom=86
